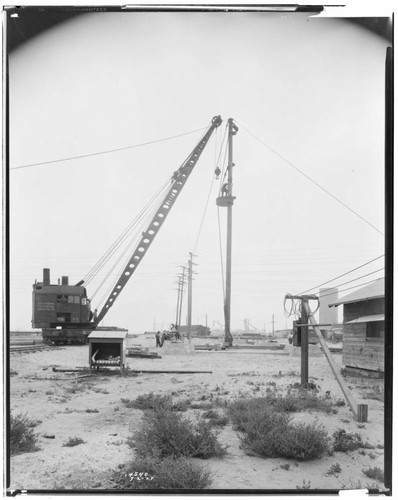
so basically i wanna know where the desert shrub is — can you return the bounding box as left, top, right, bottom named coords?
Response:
left=85, top=408, right=100, bottom=413
left=121, top=393, right=189, bottom=412
left=327, top=463, right=342, bottom=475
left=362, top=467, right=384, bottom=483
left=10, top=413, right=40, bottom=455
left=332, top=429, right=364, bottom=452
left=202, top=410, right=219, bottom=419
left=113, top=456, right=212, bottom=489
left=190, top=402, right=214, bottom=410
left=228, top=392, right=335, bottom=420
left=277, top=422, right=330, bottom=460
left=63, top=437, right=86, bottom=447
left=243, top=418, right=329, bottom=461
left=131, top=407, right=227, bottom=459
left=204, top=415, right=229, bottom=428
left=296, top=479, right=311, bottom=489
left=228, top=399, right=329, bottom=461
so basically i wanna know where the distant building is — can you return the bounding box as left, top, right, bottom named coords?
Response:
left=329, top=278, right=384, bottom=372
left=319, top=287, right=338, bottom=325
left=179, top=325, right=211, bottom=337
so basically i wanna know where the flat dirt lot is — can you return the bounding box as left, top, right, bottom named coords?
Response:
left=8, top=335, right=386, bottom=492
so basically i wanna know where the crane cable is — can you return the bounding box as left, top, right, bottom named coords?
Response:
left=235, top=120, right=384, bottom=237
left=92, top=201, right=158, bottom=304
left=84, top=176, right=171, bottom=287
left=192, top=128, right=222, bottom=255
left=84, top=125, right=206, bottom=287
left=11, top=126, right=208, bottom=171
left=91, top=120, right=217, bottom=309
left=92, top=182, right=170, bottom=305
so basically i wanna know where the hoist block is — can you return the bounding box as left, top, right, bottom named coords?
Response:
left=216, top=196, right=236, bottom=207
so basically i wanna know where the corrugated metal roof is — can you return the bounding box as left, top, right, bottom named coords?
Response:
left=329, top=278, right=384, bottom=307
left=346, top=314, right=385, bottom=323
left=88, top=330, right=128, bottom=339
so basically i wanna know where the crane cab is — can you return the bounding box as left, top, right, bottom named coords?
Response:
left=32, top=268, right=91, bottom=329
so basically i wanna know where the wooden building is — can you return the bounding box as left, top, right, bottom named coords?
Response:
left=329, top=278, right=384, bottom=372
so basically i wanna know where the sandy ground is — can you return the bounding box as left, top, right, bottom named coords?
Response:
left=7, top=334, right=386, bottom=493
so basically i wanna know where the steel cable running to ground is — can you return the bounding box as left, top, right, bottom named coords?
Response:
left=84, top=176, right=171, bottom=286
left=297, top=254, right=385, bottom=295
left=235, top=120, right=384, bottom=237
left=10, top=126, right=208, bottom=171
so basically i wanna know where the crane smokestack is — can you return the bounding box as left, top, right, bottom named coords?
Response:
left=43, top=268, right=50, bottom=285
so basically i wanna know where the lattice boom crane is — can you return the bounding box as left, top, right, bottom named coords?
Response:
left=32, top=115, right=222, bottom=344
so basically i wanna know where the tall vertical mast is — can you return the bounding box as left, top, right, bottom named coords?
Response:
left=217, top=118, right=238, bottom=347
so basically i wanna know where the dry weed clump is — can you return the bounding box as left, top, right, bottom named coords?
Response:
left=332, top=429, right=371, bottom=452
left=362, top=467, right=384, bottom=483
left=130, top=406, right=227, bottom=459
left=202, top=410, right=229, bottom=427
left=228, top=398, right=330, bottom=461
left=229, top=389, right=338, bottom=416
left=10, top=413, right=40, bottom=455
left=121, top=393, right=190, bottom=412
left=63, top=437, right=86, bottom=447
left=112, top=457, right=212, bottom=489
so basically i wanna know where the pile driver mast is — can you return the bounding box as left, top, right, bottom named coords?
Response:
left=216, top=118, right=238, bottom=347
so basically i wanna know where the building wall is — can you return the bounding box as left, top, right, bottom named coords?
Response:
left=342, top=322, right=384, bottom=372
left=343, top=298, right=384, bottom=322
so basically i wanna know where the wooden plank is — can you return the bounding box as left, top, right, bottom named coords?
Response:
left=303, top=302, right=367, bottom=422
left=129, top=369, right=213, bottom=374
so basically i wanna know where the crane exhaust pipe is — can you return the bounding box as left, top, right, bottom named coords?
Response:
left=43, top=268, right=50, bottom=285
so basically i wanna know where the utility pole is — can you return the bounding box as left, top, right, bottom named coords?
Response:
left=175, top=266, right=186, bottom=328
left=178, top=267, right=187, bottom=329
left=272, top=314, right=275, bottom=337
left=187, top=252, right=197, bottom=340
left=216, top=118, right=238, bottom=347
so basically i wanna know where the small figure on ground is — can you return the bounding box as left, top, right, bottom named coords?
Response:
left=155, top=331, right=161, bottom=348
left=170, top=323, right=179, bottom=341
left=160, top=331, right=167, bottom=347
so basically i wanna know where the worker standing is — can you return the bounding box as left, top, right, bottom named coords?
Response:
left=155, top=331, right=161, bottom=348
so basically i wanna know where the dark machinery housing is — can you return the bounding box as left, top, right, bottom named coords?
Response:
left=32, top=268, right=93, bottom=344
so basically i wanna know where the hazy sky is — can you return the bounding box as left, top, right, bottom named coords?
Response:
left=9, top=11, right=388, bottom=333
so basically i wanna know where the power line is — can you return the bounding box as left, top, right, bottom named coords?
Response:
left=10, top=127, right=207, bottom=171
left=318, top=277, right=384, bottom=299
left=317, top=268, right=384, bottom=295
left=236, top=121, right=384, bottom=237
left=298, top=254, right=384, bottom=294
